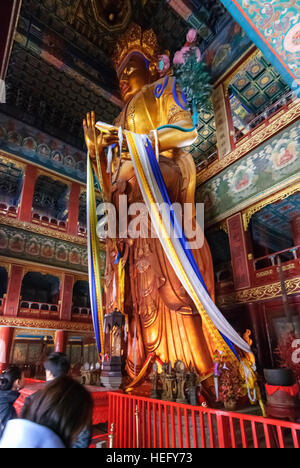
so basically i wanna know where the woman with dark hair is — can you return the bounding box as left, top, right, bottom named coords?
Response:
left=0, top=376, right=93, bottom=448
left=0, top=366, right=24, bottom=438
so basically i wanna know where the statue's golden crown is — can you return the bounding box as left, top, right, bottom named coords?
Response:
left=113, top=23, right=160, bottom=74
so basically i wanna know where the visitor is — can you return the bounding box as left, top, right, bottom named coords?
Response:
left=0, top=366, right=24, bottom=438
left=44, top=351, right=71, bottom=380
left=21, top=352, right=92, bottom=448
left=0, top=375, right=93, bottom=448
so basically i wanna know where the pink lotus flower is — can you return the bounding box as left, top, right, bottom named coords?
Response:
left=173, top=29, right=201, bottom=65
left=173, top=46, right=201, bottom=65
left=173, top=46, right=190, bottom=64
left=186, top=29, right=197, bottom=44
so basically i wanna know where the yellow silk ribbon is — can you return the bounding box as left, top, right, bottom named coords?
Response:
left=125, top=131, right=236, bottom=362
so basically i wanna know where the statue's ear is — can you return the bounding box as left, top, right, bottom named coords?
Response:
left=148, top=60, right=159, bottom=81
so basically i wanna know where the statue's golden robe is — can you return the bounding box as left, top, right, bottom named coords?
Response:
left=105, top=77, right=215, bottom=379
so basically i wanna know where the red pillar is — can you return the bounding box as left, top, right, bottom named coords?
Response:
left=3, top=264, right=24, bottom=317
left=227, top=213, right=251, bottom=290
left=18, top=165, right=38, bottom=223
left=59, top=274, right=74, bottom=321
left=67, top=182, right=81, bottom=236
left=0, top=0, right=22, bottom=103
left=0, top=326, right=14, bottom=372
left=54, top=330, right=68, bottom=354
left=291, top=217, right=300, bottom=247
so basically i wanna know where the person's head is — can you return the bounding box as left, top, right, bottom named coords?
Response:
left=21, top=376, right=93, bottom=448
left=44, top=352, right=70, bottom=381
left=0, top=366, right=25, bottom=392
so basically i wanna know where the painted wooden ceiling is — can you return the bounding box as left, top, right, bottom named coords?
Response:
left=229, top=51, right=290, bottom=133
left=2, top=0, right=248, bottom=164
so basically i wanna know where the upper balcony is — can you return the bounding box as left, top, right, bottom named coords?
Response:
left=252, top=245, right=300, bottom=287
left=196, top=49, right=299, bottom=184
left=0, top=269, right=92, bottom=324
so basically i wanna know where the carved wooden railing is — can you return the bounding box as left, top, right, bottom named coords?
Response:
left=31, top=212, right=68, bottom=232
left=253, top=245, right=300, bottom=271
left=19, top=301, right=60, bottom=319
left=72, top=306, right=92, bottom=322
left=252, top=245, right=300, bottom=286
left=78, top=225, right=87, bottom=237
left=234, top=91, right=295, bottom=144
left=0, top=203, right=18, bottom=218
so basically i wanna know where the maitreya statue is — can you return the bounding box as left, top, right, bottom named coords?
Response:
left=83, top=24, right=250, bottom=386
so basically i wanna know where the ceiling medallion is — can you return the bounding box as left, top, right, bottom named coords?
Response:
left=90, top=0, right=132, bottom=32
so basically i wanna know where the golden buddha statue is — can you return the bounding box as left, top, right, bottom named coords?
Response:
left=83, top=24, right=217, bottom=380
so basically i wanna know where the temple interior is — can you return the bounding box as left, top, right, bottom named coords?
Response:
left=0, top=0, right=299, bottom=449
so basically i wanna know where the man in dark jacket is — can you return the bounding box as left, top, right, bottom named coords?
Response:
left=21, top=352, right=92, bottom=448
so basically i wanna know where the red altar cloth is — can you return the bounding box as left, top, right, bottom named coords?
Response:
left=265, top=383, right=299, bottom=397
left=14, top=379, right=120, bottom=425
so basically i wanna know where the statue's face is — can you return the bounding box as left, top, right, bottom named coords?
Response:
left=119, top=55, right=150, bottom=103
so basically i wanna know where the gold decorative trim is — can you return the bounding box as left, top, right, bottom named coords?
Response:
left=0, top=154, right=26, bottom=170
left=0, top=316, right=94, bottom=333
left=242, top=181, right=300, bottom=230
left=197, top=99, right=300, bottom=185
left=0, top=215, right=87, bottom=245
left=219, top=220, right=228, bottom=234
left=0, top=255, right=88, bottom=277
left=13, top=328, right=56, bottom=339
left=216, top=277, right=300, bottom=307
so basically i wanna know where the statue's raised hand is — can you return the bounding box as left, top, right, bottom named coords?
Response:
left=83, top=111, right=121, bottom=158
left=83, top=111, right=100, bottom=158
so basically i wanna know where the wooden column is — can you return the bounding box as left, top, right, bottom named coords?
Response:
left=3, top=264, right=24, bottom=317
left=18, top=165, right=38, bottom=223
left=0, top=0, right=22, bottom=103
left=54, top=330, right=68, bottom=354
left=59, top=274, right=74, bottom=321
left=211, top=84, right=234, bottom=159
left=227, top=213, right=251, bottom=290
left=0, top=326, right=14, bottom=372
left=67, top=182, right=81, bottom=237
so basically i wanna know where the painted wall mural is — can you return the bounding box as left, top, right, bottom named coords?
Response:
left=0, top=223, right=89, bottom=272
left=0, top=113, right=87, bottom=182
left=220, top=0, right=300, bottom=90
left=202, top=17, right=253, bottom=82
left=197, top=120, right=300, bottom=225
